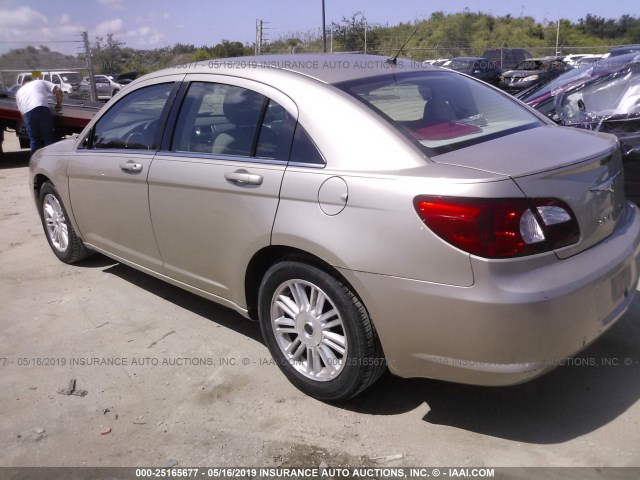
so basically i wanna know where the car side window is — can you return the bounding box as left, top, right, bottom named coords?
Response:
left=289, top=125, right=325, bottom=166
left=255, top=100, right=295, bottom=160
left=92, top=83, right=173, bottom=150
left=172, top=82, right=265, bottom=157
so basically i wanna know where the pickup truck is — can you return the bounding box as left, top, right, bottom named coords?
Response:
left=0, top=89, right=102, bottom=149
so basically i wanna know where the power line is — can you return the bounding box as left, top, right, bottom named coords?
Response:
left=0, top=40, right=82, bottom=44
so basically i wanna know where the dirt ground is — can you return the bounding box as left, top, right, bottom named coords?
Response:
left=1, top=132, right=639, bottom=469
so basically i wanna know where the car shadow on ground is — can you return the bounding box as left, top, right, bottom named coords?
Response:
left=343, top=293, right=640, bottom=444
left=97, top=259, right=640, bottom=444
left=0, top=149, right=30, bottom=169
left=102, top=261, right=263, bottom=344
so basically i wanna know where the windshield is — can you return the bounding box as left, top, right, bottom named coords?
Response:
left=336, top=71, right=543, bottom=156
left=521, top=65, right=594, bottom=101
left=445, top=60, right=473, bottom=72
left=556, top=63, right=640, bottom=123
left=61, top=73, right=82, bottom=84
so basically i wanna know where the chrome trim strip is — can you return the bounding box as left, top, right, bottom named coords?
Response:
left=156, top=151, right=288, bottom=166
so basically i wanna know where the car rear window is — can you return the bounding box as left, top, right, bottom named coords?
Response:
left=336, top=71, right=542, bottom=156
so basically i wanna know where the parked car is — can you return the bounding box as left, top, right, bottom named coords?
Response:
left=29, top=54, right=640, bottom=401
left=574, top=54, right=602, bottom=67
left=42, top=71, right=82, bottom=94
left=516, top=53, right=639, bottom=110
left=78, top=74, right=125, bottom=101
left=519, top=53, right=640, bottom=205
left=424, top=58, right=449, bottom=66
left=481, top=47, right=532, bottom=70
left=112, top=71, right=138, bottom=86
left=441, top=57, right=500, bottom=85
left=499, top=58, right=569, bottom=93
left=602, top=45, right=640, bottom=58
left=11, top=71, right=82, bottom=94
left=563, top=54, right=588, bottom=67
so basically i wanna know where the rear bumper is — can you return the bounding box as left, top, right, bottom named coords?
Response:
left=339, top=202, right=640, bottom=386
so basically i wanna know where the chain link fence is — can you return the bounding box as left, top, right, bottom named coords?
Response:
left=333, top=44, right=619, bottom=61
left=0, top=42, right=629, bottom=97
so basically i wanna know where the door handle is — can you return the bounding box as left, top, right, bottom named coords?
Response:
left=224, top=170, right=263, bottom=186
left=120, top=161, right=143, bottom=173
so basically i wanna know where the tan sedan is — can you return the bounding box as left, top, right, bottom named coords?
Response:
left=30, top=55, right=640, bottom=401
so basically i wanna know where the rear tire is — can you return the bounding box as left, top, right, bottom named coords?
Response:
left=258, top=259, right=385, bottom=401
left=38, top=182, right=91, bottom=264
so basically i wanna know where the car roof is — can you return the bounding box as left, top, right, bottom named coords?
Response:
left=523, top=58, right=559, bottom=62
left=448, top=57, right=487, bottom=62
left=609, top=45, right=640, bottom=53
left=148, top=54, right=430, bottom=85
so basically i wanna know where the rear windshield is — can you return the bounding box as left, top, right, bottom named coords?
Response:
left=335, top=71, right=542, bottom=156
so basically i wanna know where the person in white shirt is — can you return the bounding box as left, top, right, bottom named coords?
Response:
left=16, top=76, right=63, bottom=153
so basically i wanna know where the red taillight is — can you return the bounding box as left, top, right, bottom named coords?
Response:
left=414, top=196, right=579, bottom=258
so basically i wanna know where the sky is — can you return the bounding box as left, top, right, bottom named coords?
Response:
left=0, top=0, right=636, bottom=55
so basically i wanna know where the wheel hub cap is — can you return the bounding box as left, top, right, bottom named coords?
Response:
left=43, top=194, right=69, bottom=253
left=271, top=280, right=348, bottom=381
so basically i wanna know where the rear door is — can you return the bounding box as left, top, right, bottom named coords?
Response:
left=148, top=75, right=297, bottom=306
left=68, top=75, right=183, bottom=270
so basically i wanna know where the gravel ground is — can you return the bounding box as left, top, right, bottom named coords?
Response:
left=1, top=132, right=639, bottom=469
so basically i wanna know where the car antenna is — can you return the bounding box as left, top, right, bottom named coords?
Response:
left=387, top=28, right=418, bottom=65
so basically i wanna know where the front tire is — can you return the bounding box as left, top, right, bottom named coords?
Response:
left=258, top=259, right=385, bottom=401
left=38, top=182, right=91, bottom=264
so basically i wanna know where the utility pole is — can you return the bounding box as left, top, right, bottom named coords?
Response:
left=364, top=22, right=367, bottom=54
left=82, top=31, right=98, bottom=102
left=322, top=0, right=327, bottom=53
left=555, top=20, right=560, bottom=56
left=256, top=19, right=263, bottom=55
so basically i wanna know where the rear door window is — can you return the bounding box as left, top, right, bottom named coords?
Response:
left=289, top=126, right=325, bottom=166
left=172, top=82, right=295, bottom=161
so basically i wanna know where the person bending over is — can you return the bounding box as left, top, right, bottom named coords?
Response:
left=16, top=75, right=63, bottom=154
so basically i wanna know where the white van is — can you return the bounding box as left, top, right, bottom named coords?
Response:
left=13, top=70, right=82, bottom=94
left=41, top=71, right=82, bottom=94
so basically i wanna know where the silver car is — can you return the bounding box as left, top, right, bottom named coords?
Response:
left=78, top=74, right=123, bottom=101
left=30, top=54, right=640, bottom=401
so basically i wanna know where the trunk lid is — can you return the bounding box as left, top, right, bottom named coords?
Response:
left=433, top=125, right=626, bottom=258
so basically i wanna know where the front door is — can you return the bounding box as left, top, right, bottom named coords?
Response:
left=68, top=80, right=179, bottom=271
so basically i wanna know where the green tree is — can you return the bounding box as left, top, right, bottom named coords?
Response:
left=93, top=34, right=125, bottom=73
left=330, top=12, right=380, bottom=52
left=192, top=48, right=210, bottom=62
left=211, top=40, right=246, bottom=58
left=286, top=38, right=302, bottom=53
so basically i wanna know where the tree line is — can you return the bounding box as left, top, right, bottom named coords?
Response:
left=3, top=11, right=639, bottom=76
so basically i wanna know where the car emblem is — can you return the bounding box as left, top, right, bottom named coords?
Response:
left=590, top=171, right=621, bottom=193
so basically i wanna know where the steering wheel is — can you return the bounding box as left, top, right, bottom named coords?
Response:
left=125, top=131, right=144, bottom=148
left=124, top=120, right=158, bottom=149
